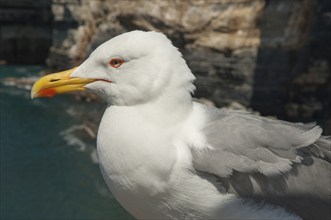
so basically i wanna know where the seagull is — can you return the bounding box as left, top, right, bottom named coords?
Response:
left=31, top=30, right=330, bottom=219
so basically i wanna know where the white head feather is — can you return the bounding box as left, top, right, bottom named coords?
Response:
left=71, top=30, right=195, bottom=106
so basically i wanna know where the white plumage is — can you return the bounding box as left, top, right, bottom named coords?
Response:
left=33, top=31, right=331, bottom=219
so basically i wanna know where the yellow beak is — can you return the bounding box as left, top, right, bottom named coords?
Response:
left=31, top=67, right=96, bottom=99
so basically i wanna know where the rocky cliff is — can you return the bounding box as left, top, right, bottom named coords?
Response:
left=11, top=0, right=331, bottom=131
left=0, top=0, right=52, bottom=64
left=48, top=0, right=265, bottom=109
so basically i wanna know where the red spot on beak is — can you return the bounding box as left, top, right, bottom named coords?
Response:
left=39, top=88, right=57, bottom=98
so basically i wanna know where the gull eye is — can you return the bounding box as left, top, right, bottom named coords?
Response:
left=109, top=58, right=124, bottom=68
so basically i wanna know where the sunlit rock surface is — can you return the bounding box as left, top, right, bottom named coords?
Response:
left=48, top=0, right=331, bottom=132
left=4, top=0, right=328, bottom=131
left=48, top=0, right=265, bottom=108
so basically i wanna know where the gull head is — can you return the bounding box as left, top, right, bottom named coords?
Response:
left=31, top=31, right=195, bottom=105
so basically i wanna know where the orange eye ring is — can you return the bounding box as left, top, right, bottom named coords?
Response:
left=109, top=58, right=125, bottom=68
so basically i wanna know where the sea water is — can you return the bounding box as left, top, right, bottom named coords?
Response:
left=0, top=65, right=133, bottom=219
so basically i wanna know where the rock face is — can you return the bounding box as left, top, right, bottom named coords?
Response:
left=0, top=0, right=53, bottom=64
left=252, top=0, right=330, bottom=132
left=48, top=0, right=265, bottom=108
left=47, top=0, right=330, bottom=132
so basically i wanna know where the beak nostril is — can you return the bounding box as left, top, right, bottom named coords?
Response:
left=50, top=79, right=60, bottom=82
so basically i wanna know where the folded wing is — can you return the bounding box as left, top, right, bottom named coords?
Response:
left=192, top=105, right=331, bottom=219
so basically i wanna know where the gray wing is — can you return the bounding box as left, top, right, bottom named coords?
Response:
left=192, top=105, right=331, bottom=219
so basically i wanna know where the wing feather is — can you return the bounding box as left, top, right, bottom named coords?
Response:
left=193, top=105, right=330, bottom=177
left=192, top=105, right=331, bottom=219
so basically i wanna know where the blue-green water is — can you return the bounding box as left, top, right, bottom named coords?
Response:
left=0, top=66, right=133, bottom=220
